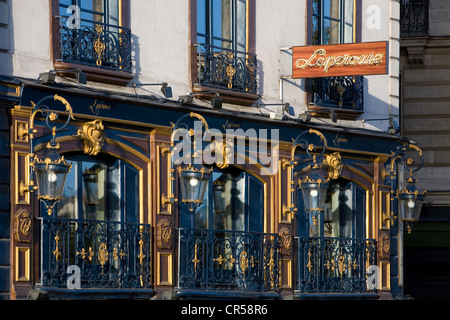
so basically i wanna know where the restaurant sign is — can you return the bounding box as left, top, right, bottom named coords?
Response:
left=292, top=41, right=388, bottom=78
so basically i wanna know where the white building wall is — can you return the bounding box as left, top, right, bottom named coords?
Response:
left=3, top=0, right=400, bottom=133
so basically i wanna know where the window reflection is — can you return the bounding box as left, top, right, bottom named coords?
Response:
left=183, top=167, right=263, bottom=233
left=56, top=156, right=135, bottom=223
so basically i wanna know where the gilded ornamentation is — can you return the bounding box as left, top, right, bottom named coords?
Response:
left=113, top=248, right=126, bottom=261
left=14, top=209, right=32, bottom=243
left=157, top=218, right=173, bottom=249
left=279, top=227, right=292, bottom=255
left=226, top=52, right=236, bottom=89
left=98, top=243, right=108, bottom=267
left=379, top=233, right=391, bottom=259
left=192, top=242, right=200, bottom=272
left=239, top=250, right=249, bottom=280
left=325, top=152, right=343, bottom=180
left=53, top=232, right=61, bottom=261
left=77, top=119, right=105, bottom=156
left=94, top=24, right=106, bottom=66
left=138, top=239, right=146, bottom=266
left=306, top=250, right=313, bottom=272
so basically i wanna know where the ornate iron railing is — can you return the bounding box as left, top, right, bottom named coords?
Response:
left=39, top=217, right=152, bottom=289
left=296, top=236, right=376, bottom=293
left=196, top=44, right=258, bottom=94
left=177, top=228, right=279, bottom=292
left=400, top=0, right=429, bottom=37
left=312, top=76, right=364, bottom=110
left=59, top=17, right=132, bottom=72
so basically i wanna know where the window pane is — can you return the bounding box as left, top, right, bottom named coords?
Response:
left=108, top=0, right=120, bottom=26
left=108, top=159, right=121, bottom=222
left=324, top=0, right=341, bottom=20
left=82, top=161, right=106, bottom=221
left=323, top=18, right=340, bottom=44
left=344, top=0, right=354, bottom=43
left=312, top=15, right=320, bottom=45
left=236, top=0, right=246, bottom=53
left=57, top=162, right=78, bottom=219
left=312, top=0, right=320, bottom=15
left=212, top=0, right=232, bottom=49
left=197, top=0, right=207, bottom=43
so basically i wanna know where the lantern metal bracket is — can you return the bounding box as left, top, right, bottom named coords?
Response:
left=20, top=94, right=75, bottom=215
left=287, top=129, right=329, bottom=218
left=387, top=142, right=426, bottom=233
left=164, top=112, right=214, bottom=212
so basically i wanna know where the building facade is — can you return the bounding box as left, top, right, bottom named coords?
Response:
left=400, top=0, right=450, bottom=299
left=0, top=0, right=423, bottom=300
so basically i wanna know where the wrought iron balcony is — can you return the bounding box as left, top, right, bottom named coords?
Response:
left=400, top=0, right=429, bottom=37
left=296, top=236, right=376, bottom=294
left=195, top=44, right=258, bottom=95
left=59, top=17, right=132, bottom=72
left=39, top=217, right=152, bottom=289
left=177, top=228, right=279, bottom=292
left=312, top=76, right=364, bottom=110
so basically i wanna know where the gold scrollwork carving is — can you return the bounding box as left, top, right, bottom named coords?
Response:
left=279, top=227, right=292, bottom=255
left=98, top=242, right=109, bottom=267
left=94, top=24, right=106, bottom=66
left=226, top=51, right=236, bottom=89
left=379, top=233, right=391, bottom=259
left=325, top=152, right=343, bottom=180
left=14, top=209, right=32, bottom=243
left=157, top=218, right=173, bottom=249
left=77, top=119, right=106, bottom=156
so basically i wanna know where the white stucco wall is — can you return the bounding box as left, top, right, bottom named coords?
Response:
left=4, top=0, right=400, bottom=132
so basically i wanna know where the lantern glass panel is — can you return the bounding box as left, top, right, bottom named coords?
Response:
left=179, top=166, right=211, bottom=212
left=35, top=162, right=70, bottom=200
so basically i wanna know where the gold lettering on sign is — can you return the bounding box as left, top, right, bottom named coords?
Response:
left=295, top=48, right=384, bottom=73
left=89, top=99, right=111, bottom=115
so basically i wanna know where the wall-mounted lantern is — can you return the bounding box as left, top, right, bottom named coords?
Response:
left=386, top=143, right=426, bottom=233
left=21, top=94, right=74, bottom=215
left=286, top=129, right=329, bottom=226
left=162, top=112, right=213, bottom=213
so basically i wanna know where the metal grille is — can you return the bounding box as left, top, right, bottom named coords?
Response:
left=296, top=236, right=377, bottom=293
left=177, top=228, right=279, bottom=292
left=400, top=0, right=429, bottom=37
left=59, top=17, right=132, bottom=72
left=196, top=44, right=257, bottom=94
left=39, top=217, right=152, bottom=289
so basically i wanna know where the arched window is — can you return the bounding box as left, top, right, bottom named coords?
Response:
left=298, top=178, right=366, bottom=238
left=55, top=154, right=139, bottom=223
left=179, top=166, right=264, bottom=233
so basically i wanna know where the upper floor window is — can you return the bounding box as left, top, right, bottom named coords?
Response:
left=57, top=154, right=139, bottom=223
left=298, top=178, right=366, bottom=239
left=308, top=0, right=363, bottom=119
left=400, top=0, right=429, bottom=37
left=197, top=0, right=247, bottom=53
left=179, top=166, right=264, bottom=233
left=59, top=0, right=120, bottom=29
left=53, top=0, right=133, bottom=84
left=312, top=0, right=354, bottom=45
left=193, top=0, right=258, bottom=99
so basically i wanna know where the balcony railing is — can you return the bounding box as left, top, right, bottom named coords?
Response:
left=196, top=44, right=258, bottom=95
left=312, top=76, right=364, bottom=110
left=400, top=0, right=429, bottom=37
left=59, top=17, right=132, bottom=72
left=39, top=217, right=152, bottom=289
left=296, top=236, right=376, bottom=294
left=177, top=228, right=279, bottom=292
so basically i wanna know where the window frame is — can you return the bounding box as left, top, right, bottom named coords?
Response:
left=50, top=0, right=133, bottom=85
left=306, top=0, right=363, bottom=120
left=55, top=153, right=140, bottom=224
left=190, top=0, right=259, bottom=105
